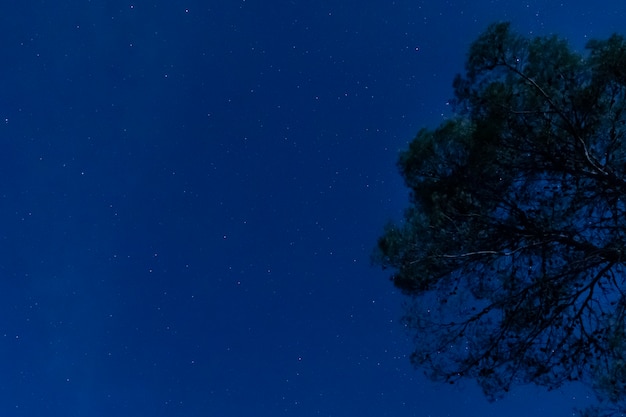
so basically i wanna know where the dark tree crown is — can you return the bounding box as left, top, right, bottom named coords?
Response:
left=374, top=22, right=626, bottom=417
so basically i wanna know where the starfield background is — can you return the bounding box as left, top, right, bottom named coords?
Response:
left=0, top=1, right=623, bottom=416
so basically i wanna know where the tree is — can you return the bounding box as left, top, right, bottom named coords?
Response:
left=374, top=22, right=626, bottom=416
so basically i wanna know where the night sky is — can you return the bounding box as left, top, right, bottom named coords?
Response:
left=0, top=1, right=624, bottom=416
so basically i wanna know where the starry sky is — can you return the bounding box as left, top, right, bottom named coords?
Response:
left=0, top=1, right=624, bottom=416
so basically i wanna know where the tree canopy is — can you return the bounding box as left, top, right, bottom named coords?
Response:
left=374, top=22, right=626, bottom=416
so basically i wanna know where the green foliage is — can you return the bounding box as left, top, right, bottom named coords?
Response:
left=375, top=22, right=626, bottom=416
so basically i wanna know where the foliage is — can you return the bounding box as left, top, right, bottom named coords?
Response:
left=374, top=22, right=626, bottom=416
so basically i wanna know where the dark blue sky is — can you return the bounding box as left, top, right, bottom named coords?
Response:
left=0, top=1, right=624, bottom=416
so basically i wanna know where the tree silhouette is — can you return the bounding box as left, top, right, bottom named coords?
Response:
left=374, top=22, right=626, bottom=416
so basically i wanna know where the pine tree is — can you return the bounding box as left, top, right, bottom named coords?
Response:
left=375, top=22, right=626, bottom=416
